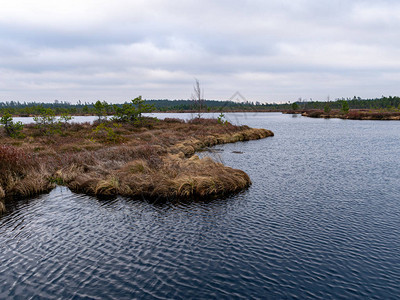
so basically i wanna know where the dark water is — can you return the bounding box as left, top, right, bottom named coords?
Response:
left=1, top=113, right=400, bottom=299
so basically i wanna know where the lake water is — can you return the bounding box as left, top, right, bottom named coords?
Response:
left=1, top=113, right=400, bottom=299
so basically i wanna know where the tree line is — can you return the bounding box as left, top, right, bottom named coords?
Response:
left=1, top=96, right=400, bottom=116
left=292, top=96, right=400, bottom=111
left=0, top=99, right=285, bottom=116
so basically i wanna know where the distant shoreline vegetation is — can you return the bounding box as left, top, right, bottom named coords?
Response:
left=294, top=109, right=400, bottom=120
left=1, top=96, right=400, bottom=116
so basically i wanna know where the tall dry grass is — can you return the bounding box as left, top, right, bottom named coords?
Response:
left=0, top=118, right=273, bottom=201
left=0, top=145, right=54, bottom=200
left=59, top=155, right=251, bottom=199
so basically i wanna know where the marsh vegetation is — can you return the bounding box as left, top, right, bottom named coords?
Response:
left=297, top=109, right=400, bottom=120
left=0, top=108, right=273, bottom=210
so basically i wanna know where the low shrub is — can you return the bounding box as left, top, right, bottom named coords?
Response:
left=92, top=123, right=123, bottom=143
left=0, top=145, right=35, bottom=174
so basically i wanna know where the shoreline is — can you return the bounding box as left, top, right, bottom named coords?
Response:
left=285, top=109, right=400, bottom=120
left=0, top=118, right=273, bottom=212
left=11, top=109, right=400, bottom=121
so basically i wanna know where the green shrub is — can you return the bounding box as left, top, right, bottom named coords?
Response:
left=113, top=96, right=155, bottom=124
left=217, top=112, right=228, bottom=125
left=94, top=100, right=109, bottom=122
left=0, top=113, right=24, bottom=138
left=341, top=101, right=349, bottom=114
left=93, top=123, right=122, bottom=143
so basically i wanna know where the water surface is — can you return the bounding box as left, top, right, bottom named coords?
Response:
left=1, top=113, right=400, bottom=299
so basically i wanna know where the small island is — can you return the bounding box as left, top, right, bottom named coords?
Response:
left=297, top=109, right=400, bottom=120
left=284, top=97, right=400, bottom=120
left=0, top=106, right=273, bottom=212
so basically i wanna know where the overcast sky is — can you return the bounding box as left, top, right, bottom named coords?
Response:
left=1, top=0, right=400, bottom=103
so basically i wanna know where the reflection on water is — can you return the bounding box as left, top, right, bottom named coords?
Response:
left=1, top=113, right=400, bottom=299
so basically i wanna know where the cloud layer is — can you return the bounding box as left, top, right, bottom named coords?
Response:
left=1, top=0, right=400, bottom=102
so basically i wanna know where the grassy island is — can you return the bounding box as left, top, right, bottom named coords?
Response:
left=0, top=116, right=273, bottom=212
left=297, top=109, right=400, bottom=120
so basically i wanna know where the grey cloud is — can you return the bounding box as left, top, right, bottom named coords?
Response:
left=1, top=0, right=400, bottom=102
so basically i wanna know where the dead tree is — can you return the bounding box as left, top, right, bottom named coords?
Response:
left=191, top=79, right=205, bottom=118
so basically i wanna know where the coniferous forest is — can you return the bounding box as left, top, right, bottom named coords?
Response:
left=1, top=96, right=400, bottom=116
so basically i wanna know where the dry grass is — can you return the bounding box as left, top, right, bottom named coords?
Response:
left=0, top=117, right=273, bottom=202
left=114, top=155, right=251, bottom=199
left=0, top=200, right=4, bottom=214
left=0, top=145, right=54, bottom=201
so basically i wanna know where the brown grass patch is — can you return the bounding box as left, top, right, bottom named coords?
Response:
left=0, top=118, right=273, bottom=201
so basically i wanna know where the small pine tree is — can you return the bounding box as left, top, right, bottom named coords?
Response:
left=33, top=107, right=58, bottom=135
left=341, top=101, right=349, bottom=114
left=324, top=103, right=331, bottom=114
left=113, top=96, right=154, bottom=124
left=94, top=100, right=108, bottom=122
left=291, top=102, right=299, bottom=110
left=0, top=113, right=24, bottom=138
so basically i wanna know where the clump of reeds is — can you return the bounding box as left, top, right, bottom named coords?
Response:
left=58, top=154, right=251, bottom=199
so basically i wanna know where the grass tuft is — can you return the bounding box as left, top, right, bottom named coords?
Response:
left=95, top=177, right=119, bottom=195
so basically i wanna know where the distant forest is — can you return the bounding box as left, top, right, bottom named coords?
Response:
left=0, top=96, right=399, bottom=116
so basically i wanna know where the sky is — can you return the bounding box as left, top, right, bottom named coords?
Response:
left=1, top=0, right=400, bottom=103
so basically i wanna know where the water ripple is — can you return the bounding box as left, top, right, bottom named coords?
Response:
left=1, top=114, right=400, bottom=298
